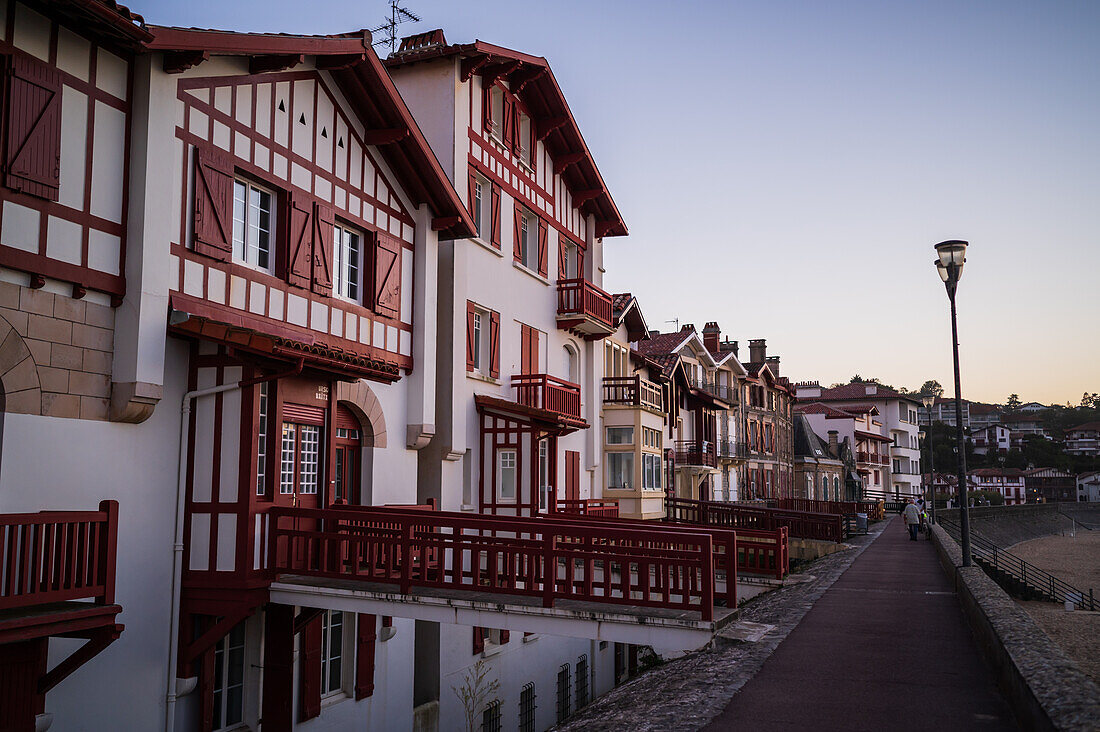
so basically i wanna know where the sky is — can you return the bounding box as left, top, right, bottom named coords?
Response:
left=140, top=0, right=1100, bottom=406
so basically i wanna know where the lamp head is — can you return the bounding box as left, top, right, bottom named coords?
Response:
left=934, top=239, right=967, bottom=284
left=922, top=394, right=935, bottom=409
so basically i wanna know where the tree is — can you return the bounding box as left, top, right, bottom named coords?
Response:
left=1080, top=392, right=1099, bottom=409
left=453, top=659, right=500, bottom=732
left=1006, top=394, right=1021, bottom=410
left=919, top=380, right=944, bottom=398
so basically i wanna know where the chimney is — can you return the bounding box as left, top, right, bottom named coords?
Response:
left=702, top=322, right=720, bottom=353
left=749, top=338, right=767, bottom=364
left=721, top=339, right=739, bottom=358
left=765, top=355, right=780, bottom=377
left=648, top=330, right=660, bottom=339
left=828, top=430, right=839, bottom=456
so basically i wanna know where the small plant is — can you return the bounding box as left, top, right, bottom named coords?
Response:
left=452, top=658, right=500, bottom=732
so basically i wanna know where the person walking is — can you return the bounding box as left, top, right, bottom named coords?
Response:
left=902, top=499, right=921, bottom=541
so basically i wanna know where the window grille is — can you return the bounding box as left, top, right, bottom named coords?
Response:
left=575, top=654, right=589, bottom=708
left=480, top=699, right=501, bottom=732
left=556, top=664, right=571, bottom=723
left=518, top=683, right=536, bottom=732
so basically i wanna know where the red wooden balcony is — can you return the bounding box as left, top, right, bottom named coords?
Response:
left=856, top=451, right=889, bottom=465
left=555, top=499, right=620, bottom=518
left=602, top=375, right=663, bottom=413
left=674, top=440, right=717, bottom=468
left=1, top=501, right=119, bottom=612
left=268, top=505, right=733, bottom=620
left=512, top=374, right=582, bottom=421
left=556, top=278, right=614, bottom=337
left=666, top=497, right=845, bottom=543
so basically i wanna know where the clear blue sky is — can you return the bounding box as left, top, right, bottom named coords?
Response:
left=140, top=0, right=1100, bottom=406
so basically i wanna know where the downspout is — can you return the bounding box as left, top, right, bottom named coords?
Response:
left=164, top=359, right=303, bottom=732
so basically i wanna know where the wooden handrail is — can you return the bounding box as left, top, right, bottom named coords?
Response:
left=601, top=376, right=663, bottom=412
left=0, top=500, right=119, bottom=610
left=268, top=505, right=724, bottom=620
left=777, top=498, right=885, bottom=521
left=512, top=373, right=582, bottom=420
left=666, top=497, right=845, bottom=543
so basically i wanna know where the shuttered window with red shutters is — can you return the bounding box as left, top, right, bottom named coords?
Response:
left=558, top=239, right=568, bottom=280
left=513, top=201, right=524, bottom=264
left=286, top=190, right=314, bottom=288
left=3, top=54, right=62, bottom=201
left=372, top=232, right=402, bottom=318
left=466, top=301, right=477, bottom=373
left=489, top=184, right=501, bottom=249
left=192, top=146, right=235, bottom=261
left=299, top=615, right=322, bottom=721
left=311, top=202, right=334, bottom=296
left=537, top=218, right=548, bottom=278
left=355, top=614, right=377, bottom=700
left=488, top=311, right=500, bottom=379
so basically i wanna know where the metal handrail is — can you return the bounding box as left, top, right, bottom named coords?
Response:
left=938, top=518, right=1096, bottom=610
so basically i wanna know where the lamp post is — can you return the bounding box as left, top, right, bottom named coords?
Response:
left=934, top=239, right=972, bottom=566
left=921, top=394, right=936, bottom=525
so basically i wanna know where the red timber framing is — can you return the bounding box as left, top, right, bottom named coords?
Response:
left=267, top=505, right=733, bottom=620
left=386, top=39, right=626, bottom=240
left=0, top=501, right=124, bottom=731
left=0, top=6, right=136, bottom=300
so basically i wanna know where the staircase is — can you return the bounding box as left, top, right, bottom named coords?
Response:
left=938, top=518, right=1097, bottom=610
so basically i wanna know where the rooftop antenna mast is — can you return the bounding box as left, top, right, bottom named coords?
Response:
left=665, top=319, right=680, bottom=331
left=370, top=0, right=421, bottom=57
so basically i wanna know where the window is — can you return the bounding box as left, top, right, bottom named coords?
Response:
left=498, top=450, right=517, bottom=501
left=607, top=452, right=634, bottom=491
left=232, top=179, right=274, bottom=272
left=256, top=383, right=269, bottom=496
left=481, top=700, right=502, bottom=732
left=519, top=683, right=537, bottom=732
left=643, top=427, right=661, bottom=449
left=538, top=439, right=551, bottom=512
left=518, top=209, right=536, bottom=269
left=820, top=474, right=827, bottom=497
left=806, top=474, right=813, bottom=497
left=472, top=311, right=483, bottom=372
left=643, top=454, right=662, bottom=491
left=606, top=427, right=634, bottom=445
left=212, top=622, right=246, bottom=731
left=518, top=113, right=533, bottom=168
left=575, top=655, right=589, bottom=709
left=473, top=176, right=485, bottom=239
left=556, top=664, right=571, bottom=723
left=332, top=223, right=363, bottom=301
left=488, top=86, right=504, bottom=139
left=321, top=611, right=346, bottom=697
left=833, top=475, right=840, bottom=500
left=280, top=422, right=322, bottom=497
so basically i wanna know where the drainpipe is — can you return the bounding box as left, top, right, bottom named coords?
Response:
left=164, top=359, right=302, bottom=732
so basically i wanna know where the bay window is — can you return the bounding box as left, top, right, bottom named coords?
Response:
left=607, top=452, right=633, bottom=491
left=642, top=454, right=662, bottom=491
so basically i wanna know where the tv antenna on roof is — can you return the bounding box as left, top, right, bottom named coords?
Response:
left=370, top=0, right=421, bottom=56
left=665, top=319, right=680, bottom=331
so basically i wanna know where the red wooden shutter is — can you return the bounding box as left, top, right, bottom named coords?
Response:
left=537, top=218, right=548, bottom=277
left=192, top=146, right=234, bottom=261
left=482, top=82, right=493, bottom=134
left=488, top=310, right=500, bottom=379
left=299, top=616, right=322, bottom=721
left=373, top=233, right=402, bottom=318
left=466, top=301, right=477, bottom=372
left=286, top=191, right=314, bottom=288
left=558, top=240, right=568, bottom=280
left=566, top=451, right=580, bottom=501
left=198, top=635, right=216, bottom=732
left=311, top=202, right=334, bottom=296
left=262, top=605, right=294, bottom=732
left=528, top=124, right=537, bottom=175
left=499, top=629, right=510, bottom=644
left=490, top=184, right=501, bottom=249
left=520, top=325, right=531, bottom=374
left=355, top=614, right=377, bottom=700
left=513, top=202, right=523, bottom=263
left=472, top=627, right=485, bottom=655
left=3, top=55, right=62, bottom=201
left=467, top=170, right=478, bottom=224
left=577, top=248, right=585, bottom=279
left=502, top=96, right=514, bottom=148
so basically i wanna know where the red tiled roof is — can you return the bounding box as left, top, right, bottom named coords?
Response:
left=795, top=403, right=858, bottom=419
left=812, top=382, right=909, bottom=401
left=968, top=402, right=1001, bottom=415
left=854, top=430, right=891, bottom=443
left=1067, top=421, right=1100, bottom=433
left=51, top=0, right=153, bottom=48
left=970, top=468, right=1024, bottom=477
left=635, top=327, right=693, bottom=358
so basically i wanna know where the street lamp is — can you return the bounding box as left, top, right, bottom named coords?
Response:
left=921, top=394, right=936, bottom=525
left=934, top=239, right=972, bottom=566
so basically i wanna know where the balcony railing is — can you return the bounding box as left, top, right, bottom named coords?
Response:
left=602, top=375, right=663, bottom=413
left=666, top=497, right=846, bottom=543
left=777, top=498, right=885, bottom=522
left=512, top=374, right=582, bottom=421
left=269, top=505, right=731, bottom=620
left=674, top=440, right=717, bottom=468
left=856, top=451, right=889, bottom=465
left=555, top=499, right=620, bottom=518
left=556, top=278, right=613, bottom=332
left=699, top=382, right=736, bottom=404
left=0, top=501, right=119, bottom=610
left=716, top=440, right=750, bottom=460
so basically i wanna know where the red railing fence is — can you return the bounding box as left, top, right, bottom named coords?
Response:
left=511, top=374, right=582, bottom=420
left=0, top=500, right=119, bottom=610
left=268, top=505, right=726, bottom=620
left=778, top=498, right=884, bottom=521
left=666, top=497, right=844, bottom=543
left=556, top=278, right=613, bottom=327
left=554, top=499, right=620, bottom=518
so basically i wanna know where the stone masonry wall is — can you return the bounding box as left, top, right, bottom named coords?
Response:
left=0, top=280, right=115, bottom=421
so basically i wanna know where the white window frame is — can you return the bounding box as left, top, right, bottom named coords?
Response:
left=332, top=222, right=364, bottom=302
left=498, top=450, right=517, bottom=501
left=643, top=453, right=662, bottom=491
left=606, top=451, right=634, bottom=491
left=474, top=175, right=491, bottom=242
left=606, top=426, right=634, bottom=445
left=538, top=439, right=551, bottom=513
left=256, top=382, right=269, bottom=496
left=232, top=178, right=275, bottom=274
left=321, top=610, right=352, bottom=701
left=472, top=310, right=483, bottom=373
left=211, top=622, right=247, bottom=731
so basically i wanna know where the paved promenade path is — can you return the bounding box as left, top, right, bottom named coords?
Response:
left=705, top=517, right=1017, bottom=731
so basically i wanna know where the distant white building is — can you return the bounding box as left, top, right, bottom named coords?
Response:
left=970, top=424, right=1011, bottom=455
left=1078, top=472, right=1100, bottom=502
left=1065, top=422, right=1100, bottom=457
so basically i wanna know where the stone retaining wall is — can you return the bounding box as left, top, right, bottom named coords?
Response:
left=940, top=503, right=1074, bottom=548
left=929, top=522, right=1100, bottom=731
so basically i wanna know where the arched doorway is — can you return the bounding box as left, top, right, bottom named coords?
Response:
left=334, top=402, right=374, bottom=505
